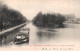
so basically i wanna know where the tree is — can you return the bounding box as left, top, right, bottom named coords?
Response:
left=0, top=4, right=27, bottom=31
left=33, top=12, right=66, bottom=28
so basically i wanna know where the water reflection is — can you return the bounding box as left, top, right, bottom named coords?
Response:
left=37, top=30, right=57, bottom=42
left=27, top=23, right=80, bottom=45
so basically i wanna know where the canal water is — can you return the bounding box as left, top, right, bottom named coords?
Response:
left=26, top=23, right=80, bottom=45
left=0, top=23, right=80, bottom=46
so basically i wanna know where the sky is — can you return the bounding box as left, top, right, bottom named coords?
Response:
left=2, top=0, right=80, bottom=20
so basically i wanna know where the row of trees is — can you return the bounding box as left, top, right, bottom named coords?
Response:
left=33, top=12, right=66, bottom=28
left=0, top=4, right=66, bottom=31
left=0, top=4, right=27, bottom=31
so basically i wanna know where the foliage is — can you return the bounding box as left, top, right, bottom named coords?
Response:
left=33, top=12, right=65, bottom=28
left=0, top=4, right=27, bottom=31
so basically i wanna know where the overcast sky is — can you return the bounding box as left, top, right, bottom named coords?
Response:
left=4, top=0, right=80, bottom=20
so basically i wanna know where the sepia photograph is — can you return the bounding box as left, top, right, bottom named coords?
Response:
left=0, top=0, right=80, bottom=51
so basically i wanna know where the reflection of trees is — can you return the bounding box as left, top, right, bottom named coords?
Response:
left=33, top=12, right=66, bottom=28
left=0, top=4, right=27, bottom=31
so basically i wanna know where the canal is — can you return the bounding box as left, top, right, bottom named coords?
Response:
left=27, top=23, right=80, bottom=45
left=0, top=23, right=80, bottom=46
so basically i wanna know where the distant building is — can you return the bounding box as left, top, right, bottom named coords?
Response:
left=63, top=14, right=80, bottom=24
left=63, top=14, right=76, bottom=21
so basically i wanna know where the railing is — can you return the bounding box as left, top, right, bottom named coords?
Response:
left=0, top=23, right=26, bottom=35
left=0, top=22, right=27, bottom=46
